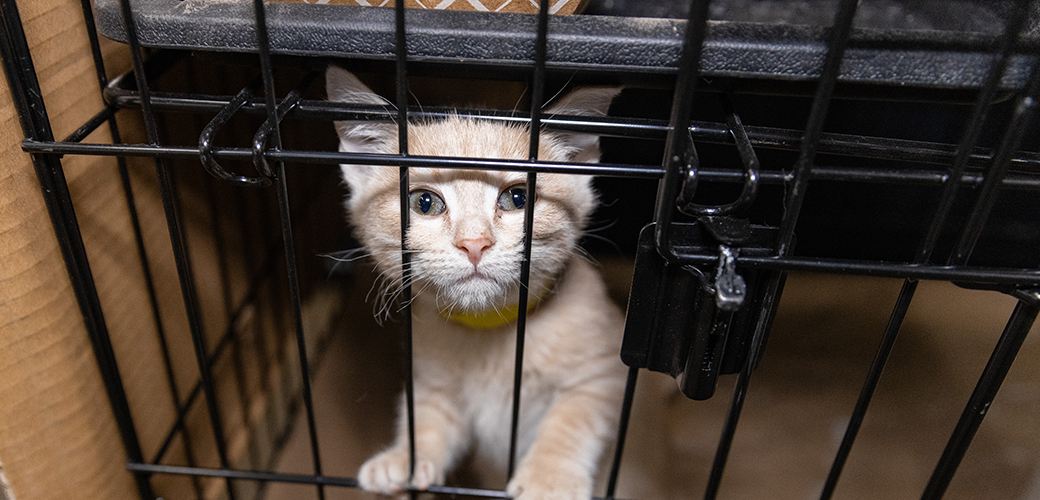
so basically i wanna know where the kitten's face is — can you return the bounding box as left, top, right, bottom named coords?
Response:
left=327, top=67, right=618, bottom=315
left=347, top=119, right=595, bottom=313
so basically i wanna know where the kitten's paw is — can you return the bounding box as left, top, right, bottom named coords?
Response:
left=358, top=448, right=442, bottom=495
left=506, top=465, right=591, bottom=500
left=359, top=448, right=411, bottom=495
left=411, top=459, right=442, bottom=490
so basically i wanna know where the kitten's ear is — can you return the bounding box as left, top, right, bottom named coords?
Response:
left=545, top=86, right=622, bottom=163
left=326, top=65, right=397, bottom=193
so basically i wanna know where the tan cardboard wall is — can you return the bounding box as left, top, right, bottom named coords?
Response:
left=0, top=1, right=291, bottom=498
left=0, top=0, right=140, bottom=497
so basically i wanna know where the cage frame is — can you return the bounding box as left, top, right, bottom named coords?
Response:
left=1, top=0, right=1039, bottom=499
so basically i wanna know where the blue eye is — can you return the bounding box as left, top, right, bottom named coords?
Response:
left=497, top=185, right=527, bottom=211
left=409, top=190, right=446, bottom=215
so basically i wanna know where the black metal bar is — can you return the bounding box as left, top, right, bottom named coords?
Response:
left=819, top=279, right=919, bottom=499
left=391, top=0, right=417, bottom=490
left=235, top=184, right=272, bottom=396
left=78, top=0, right=204, bottom=491
left=652, top=0, right=712, bottom=261
left=112, top=80, right=210, bottom=499
left=117, top=3, right=237, bottom=497
left=678, top=93, right=759, bottom=216
left=205, top=174, right=255, bottom=433
left=70, top=78, right=1040, bottom=170
left=698, top=255, right=1040, bottom=284
left=128, top=462, right=360, bottom=489
left=21, top=139, right=1040, bottom=189
left=61, top=105, right=117, bottom=143
left=0, top=2, right=155, bottom=499
left=252, top=2, right=326, bottom=497
left=774, top=0, right=859, bottom=256
left=113, top=69, right=1040, bottom=162
left=707, top=2, right=859, bottom=494
left=604, top=366, right=639, bottom=500
left=820, top=4, right=1035, bottom=495
left=252, top=76, right=315, bottom=179
left=914, top=0, right=1033, bottom=265
left=703, top=271, right=785, bottom=500
left=921, top=294, right=1040, bottom=500
left=507, top=0, right=550, bottom=480
left=199, top=78, right=271, bottom=187
left=149, top=249, right=277, bottom=466
left=104, top=74, right=1040, bottom=169
left=126, top=461, right=632, bottom=500
left=126, top=463, right=506, bottom=499
left=272, top=152, right=328, bottom=499
left=703, top=360, right=748, bottom=500
left=152, top=165, right=240, bottom=495
left=949, top=61, right=1040, bottom=266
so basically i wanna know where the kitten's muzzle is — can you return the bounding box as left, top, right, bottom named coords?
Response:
left=456, top=237, right=493, bottom=267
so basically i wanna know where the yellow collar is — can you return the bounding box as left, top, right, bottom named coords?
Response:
left=442, top=302, right=531, bottom=329
left=441, top=280, right=553, bottom=329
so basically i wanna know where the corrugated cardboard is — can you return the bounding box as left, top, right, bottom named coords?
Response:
left=0, top=1, right=140, bottom=498
left=0, top=2, right=316, bottom=499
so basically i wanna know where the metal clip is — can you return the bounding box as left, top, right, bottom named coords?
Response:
left=714, top=245, right=746, bottom=311
left=677, top=93, right=760, bottom=217
left=199, top=77, right=271, bottom=187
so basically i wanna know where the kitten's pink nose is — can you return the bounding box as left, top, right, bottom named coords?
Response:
left=456, top=237, right=493, bottom=267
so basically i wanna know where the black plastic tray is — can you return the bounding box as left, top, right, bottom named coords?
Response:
left=95, top=0, right=1038, bottom=90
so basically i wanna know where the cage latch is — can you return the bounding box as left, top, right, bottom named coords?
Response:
left=621, top=221, right=780, bottom=400
left=714, top=245, right=746, bottom=311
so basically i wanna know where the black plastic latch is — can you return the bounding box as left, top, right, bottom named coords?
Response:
left=621, top=221, right=782, bottom=400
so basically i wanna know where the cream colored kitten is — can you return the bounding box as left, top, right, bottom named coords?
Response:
left=327, top=66, right=628, bottom=500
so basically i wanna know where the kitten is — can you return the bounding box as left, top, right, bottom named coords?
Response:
left=326, top=66, right=628, bottom=500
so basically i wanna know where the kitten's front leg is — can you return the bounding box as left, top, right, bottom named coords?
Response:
left=507, top=385, right=620, bottom=500
left=359, top=391, right=467, bottom=495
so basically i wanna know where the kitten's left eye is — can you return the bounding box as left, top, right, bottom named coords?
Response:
left=497, top=185, right=527, bottom=211
left=409, top=190, right=446, bottom=216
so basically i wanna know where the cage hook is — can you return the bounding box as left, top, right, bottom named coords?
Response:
left=714, top=245, right=746, bottom=311
left=252, top=73, right=317, bottom=179
left=199, top=77, right=271, bottom=187
left=678, top=94, right=760, bottom=217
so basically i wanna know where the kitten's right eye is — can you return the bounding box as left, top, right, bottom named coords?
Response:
left=409, top=190, right=446, bottom=216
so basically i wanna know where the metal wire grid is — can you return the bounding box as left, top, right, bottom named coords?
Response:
left=0, top=0, right=1038, bottom=499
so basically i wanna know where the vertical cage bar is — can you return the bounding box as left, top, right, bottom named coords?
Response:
left=252, top=2, right=326, bottom=498
left=0, top=2, right=154, bottom=498
left=914, top=0, right=1031, bottom=264
left=652, top=0, right=711, bottom=261
left=192, top=48, right=256, bottom=446
left=819, top=279, right=918, bottom=500
left=506, top=0, right=550, bottom=479
left=392, top=0, right=417, bottom=486
left=949, top=59, right=1040, bottom=266
left=604, top=366, right=639, bottom=500
left=116, top=0, right=237, bottom=497
left=821, top=3, right=1033, bottom=495
left=206, top=176, right=255, bottom=441
left=921, top=295, right=1040, bottom=500
left=77, top=0, right=203, bottom=493
left=703, top=270, right=786, bottom=500
left=235, top=186, right=273, bottom=393
left=703, top=361, right=750, bottom=500
left=770, top=0, right=858, bottom=493
left=774, top=0, right=859, bottom=256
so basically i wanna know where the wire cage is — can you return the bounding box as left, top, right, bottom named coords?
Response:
left=1, top=0, right=1039, bottom=499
